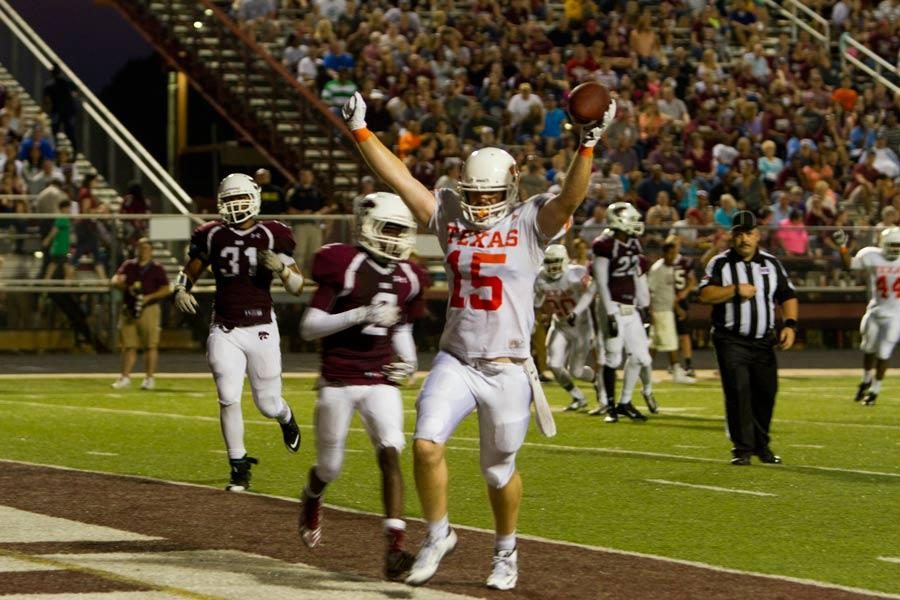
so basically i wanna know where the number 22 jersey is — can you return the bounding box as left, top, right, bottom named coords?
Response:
left=189, top=220, right=295, bottom=327
left=431, top=189, right=554, bottom=361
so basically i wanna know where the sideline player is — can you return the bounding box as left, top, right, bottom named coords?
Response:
left=341, top=90, right=615, bottom=590
left=672, top=237, right=698, bottom=377
left=173, top=173, right=305, bottom=491
left=592, top=203, right=655, bottom=422
left=647, top=236, right=696, bottom=383
left=835, top=226, right=900, bottom=405
left=534, top=244, right=598, bottom=411
left=297, top=192, right=427, bottom=581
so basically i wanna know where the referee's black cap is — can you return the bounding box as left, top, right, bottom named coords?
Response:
left=731, top=210, right=757, bottom=232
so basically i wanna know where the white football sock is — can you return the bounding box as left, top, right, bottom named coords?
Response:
left=870, top=379, right=883, bottom=394
left=220, top=403, right=246, bottom=460
left=427, top=515, right=450, bottom=540
left=495, top=532, right=516, bottom=553
left=863, top=370, right=875, bottom=384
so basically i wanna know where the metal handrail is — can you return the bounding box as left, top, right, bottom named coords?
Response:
left=0, top=0, right=194, bottom=214
left=758, top=0, right=828, bottom=44
left=839, top=33, right=900, bottom=95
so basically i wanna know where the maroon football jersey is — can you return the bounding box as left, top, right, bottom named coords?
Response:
left=592, top=232, right=646, bottom=304
left=115, top=259, right=169, bottom=314
left=189, top=220, right=295, bottom=327
left=310, top=243, right=427, bottom=386
left=673, top=254, right=694, bottom=310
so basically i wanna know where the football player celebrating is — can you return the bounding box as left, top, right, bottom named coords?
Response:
left=173, top=173, right=305, bottom=491
left=341, top=91, right=615, bottom=590
left=592, top=203, right=655, bottom=422
left=835, top=226, right=900, bottom=405
left=297, top=192, right=427, bottom=581
left=534, top=244, right=599, bottom=411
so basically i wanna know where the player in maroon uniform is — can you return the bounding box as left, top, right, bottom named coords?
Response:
left=297, top=192, right=426, bottom=581
left=173, top=173, right=306, bottom=492
left=672, top=241, right=698, bottom=377
left=590, top=202, right=654, bottom=422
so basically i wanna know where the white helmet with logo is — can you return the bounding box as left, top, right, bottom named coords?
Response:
left=543, top=244, right=569, bottom=280
left=880, top=226, right=900, bottom=261
left=458, top=147, right=519, bottom=228
left=217, top=173, right=261, bottom=225
left=354, top=192, right=417, bottom=262
left=606, top=201, right=645, bottom=237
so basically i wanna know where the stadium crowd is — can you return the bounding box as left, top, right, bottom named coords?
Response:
left=224, top=0, right=900, bottom=284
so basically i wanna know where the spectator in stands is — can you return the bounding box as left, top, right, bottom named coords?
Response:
left=647, top=134, right=683, bottom=181
left=539, top=95, right=566, bottom=154
left=770, top=190, right=794, bottom=226
left=519, top=156, right=549, bottom=199
left=876, top=205, right=898, bottom=233
left=637, top=164, right=674, bottom=207
left=314, top=0, right=349, bottom=23
left=322, top=39, right=354, bottom=78
left=657, top=85, right=690, bottom=131
left=73, top=172, right=109, bottom=280
left=670, top=207, right=708, bottom=248
left=321, top=68, right=358, bottom=117
left=757, top=139, right=784, bottom=190
left=832, top=75, right=858, bottom=113
left=580, top=202, right=608, bottom=245
left=119, top=181, right=150, bottom=248
left=742, top=43, right=772, bottom=83
left=646, top=190, right=679, bottom=239
left=235, top=0, right=277, bottom=42
left=41, top=198, right=73, bottom=280
left=630, top=14, right=662, bottom=69
left=4, top=93, right=24, bottom=139
left=35, top=173, right=69, bottom=244
left=282, top=33, right=308, bottom=74
left=866, top=131, right=900, bottom=178
left=255, top=168, right=285, bottom=214
left=775, top=209, right=810, bottom=256
left=110, top=237, right=171, bottom=391
left=286, top=167, right=333, bottom=276
left=42, top=66, right=78, bottom=153
left=18, top=123, right=54, bottom=162
left=26, top=158, right=63, bottom=197
left=714, top=194, right=738, bottom=228
left=735, top=159, right=767, bottom=212
left=506, top=83, right=543, bottom=143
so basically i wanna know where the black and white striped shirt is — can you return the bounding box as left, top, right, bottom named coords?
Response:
left=699, top=249, right=796, bottom=339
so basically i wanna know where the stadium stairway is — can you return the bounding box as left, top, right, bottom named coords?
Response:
left=107, top=0, right=366, bottom=200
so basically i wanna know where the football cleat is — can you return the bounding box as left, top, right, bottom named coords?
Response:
left=854, top=382, right=870, bottom=402
left=616, top=403, right=648, bottom=421
left=604, top=404, right=618, bottom=423
left=565, top=398, right=587, bottom=411
left=140, top=377, right=155, bottom=391
left=672, top=365, right=696, bottom=385
left=405, top=528, right=458, bottom=586
left=685, top=366, right=696, bottom=378
left=226, top=455, right=258, bottom=492
left=757, top=448, right=782, bottom=464
left=385, top=549, right=416, bottom=581
left=299, top=490, right=322, bottom=548
left=111, top=376, right=131, bottom=389
left=588, top=404, right=610, bottom=417
left=280, top=413, right=301, bottom=453
left=862, top=392, right=877, bottom=406
left=642, top=391, right=659, bottom=414
left=486, top=547, right=518, bottom=591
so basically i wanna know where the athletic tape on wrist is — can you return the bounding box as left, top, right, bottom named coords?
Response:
left=352, top=128, right=373, bottom=143
left=578, top=145, right=594, bottom=157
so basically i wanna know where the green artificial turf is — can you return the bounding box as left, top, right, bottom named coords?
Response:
left=1, top=375, right=898, bottom=593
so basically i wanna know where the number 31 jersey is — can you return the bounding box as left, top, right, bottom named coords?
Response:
left=852, top=246, right=900, bottom=315
left=431, top=189, right=554, bottom=360
left=189, top=220, right=295, bottom=327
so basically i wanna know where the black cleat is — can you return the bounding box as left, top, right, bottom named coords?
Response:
left=226, top=455, right=258, bottom=492
left=642, top=391, right=659, bottom=414
left=731, top=455, right=751, bottom=466
left=685, top=367, right=696, bottom=378
left=862, top=391, right=877, bottom=406
left=280, top=414, right=301, bottom=453
left=757, top=448, right=782, bottom=464
left=385, top=549, right=416, bottom=581
left=616, top=402, right=648, bottom=421
left=854, top=382, right=870, bottom=402
left=588, top=404, right=610, bottom=417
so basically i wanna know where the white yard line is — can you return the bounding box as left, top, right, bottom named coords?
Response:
left=789, top=444, right=826, bottom=449
left=645, top=478, right=776, bottom=497
left=878, top=557, right=900, bottom=564
left=85, top=451, right=119, bottom=457
left=2, top=459, right=898, bottom=600
left=1, top=399, right=897, bottom=480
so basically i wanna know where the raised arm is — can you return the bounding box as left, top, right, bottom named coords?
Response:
left=537, top=101, right=617, bottom=237
left=342, top=92, right=436, bottom=227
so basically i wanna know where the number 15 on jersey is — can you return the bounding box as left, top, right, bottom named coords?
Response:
left=448, top=250, right=506, bottom=311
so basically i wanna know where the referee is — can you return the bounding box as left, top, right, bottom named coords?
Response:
left=698, top=211, right=799, bottom=465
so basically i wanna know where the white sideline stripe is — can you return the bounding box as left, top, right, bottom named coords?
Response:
left=673, top=411, right=900, bottom=432
left=645, top=478, right=776, bottom=497
left=673, top=445, right=709, bottom=449
left=2, top=459, right=898, bottom=600
left=86, top=451, right=119, bottom=457
left=2, top=399, right=898, bottom=480
left=878, top=556, right=900, bottom=564
left=0, top=506, right=160, bottom=543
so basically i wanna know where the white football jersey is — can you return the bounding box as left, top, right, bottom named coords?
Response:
left=431, top=189, right=554, bottom=360
left=534, top=264, right=594, bottom=332
left=851, top=246, right=900, bottom=314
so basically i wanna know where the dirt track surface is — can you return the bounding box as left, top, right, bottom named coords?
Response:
left=1, top=461, right=893, bottom=600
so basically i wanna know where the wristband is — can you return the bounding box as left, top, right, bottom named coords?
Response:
left=175, top=271, right=193, bottom=292
left=352, top=128, right=373, bottom=143
left=578, top=146, right=594, bottom=157
left=784, top=318, right=798, bottom=331
left=839, top=246, right=849, bottom=255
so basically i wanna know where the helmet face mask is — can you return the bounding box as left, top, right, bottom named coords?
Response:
left=458, top=147, right=519, bottom=228
left=606, top=201, right=645, bottom=237
left=881, top=226, right=900, bottom=261
left=543, top=244, right=569, bottom=279
left=354, top=192, right=417, bottom=263
left=217, top=173, right=261, bottom=225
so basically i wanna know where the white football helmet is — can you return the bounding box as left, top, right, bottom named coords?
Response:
left=543, top=244, right=569, bottom=280
left=354, top=192, right=417, bottom=262
left=217, top=173, right=261, bottom=225
left=606, top=201, right=645, bottom=237
left=458, top=147, right=519, bottom=228
left=880, top=226, right=900, bottom=261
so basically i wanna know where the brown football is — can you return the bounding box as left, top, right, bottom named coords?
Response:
left=567, top=81, right=612, bottom=125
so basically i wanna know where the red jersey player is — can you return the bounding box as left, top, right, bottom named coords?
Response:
left=173, top=173, right=306, bottom=492
left=297, top=192, right=427, bottom=581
